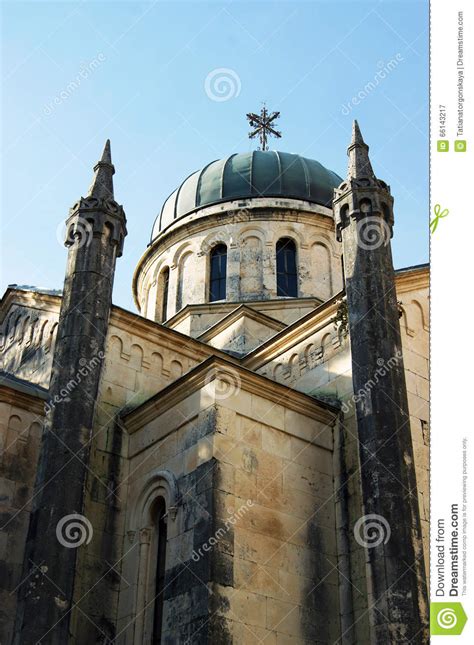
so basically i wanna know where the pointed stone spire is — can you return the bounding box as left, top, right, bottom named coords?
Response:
left=347, top=120, right=375, bottom=180
left=88, top=139, right=115, bottom=199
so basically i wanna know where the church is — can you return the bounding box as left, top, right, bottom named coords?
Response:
left=0, top=119, right=429, bottom=644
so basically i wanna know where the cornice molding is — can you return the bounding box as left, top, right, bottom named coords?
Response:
left=394, top=265, right=430, bottom=293
left=0, top=288, right=61, bottom=321
left=166, top=297, right=322, bottom=331
left=133, top=206, right=335, bottom=308
left=121, top=355, right=338, bottom=435
left=197, top=304, right=286, bottom=343
left=243, top=292, right=344, bottom=370
left=0, top=379, right=48, bottom=415
left=109, top=306, right=239, bottom=364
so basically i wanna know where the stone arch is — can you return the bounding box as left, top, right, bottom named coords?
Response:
left=4, top=310, right=16, bottom=337
left=19, top=315, right=30, bottom=344
left=130, top=344, right=144, bottom=370
left=133, top=469, right=180, bottom=528
left=38, top=319, right=49, bottom=345
left=29, top=421, right=42, bottom=440
left=304, top=343, right=315, bottom=362
left=45, top=322, right=58, bottom=353
left=156, top=265, right=170, bottom=322
left=309, top=232, right=339, bottom=262
left=237, top=225, right=267, bottom=246
left=151, top=352, right=164, bottom=374
left=200, top=231, right=229, bottom=255
left=171, top=242, right=193, bottom=269
left=28, top=317, right=39, bottom=345
left=410, top=299, right=428, bottom=331
left=6, top=414, right=24, bottom=449
left=130, top=469, right=180, bottom=645
left=321, top=332, right=332, bottom=356
left=288, top=353, right=300, bottom=380
left=273, top=363, right=284, bottom=382
left=10, top=312, right=22, bottom=340
left=271, top=226, right=305, bottom=248
left=109, top=335, right=124, bottom=360
left=170, top=360, right=183, bottom=379
left=152, top=256, right=170, bottom=283
left=176, top=251, right=193, bottom=311
left=312, top=241, right=333, bottom=301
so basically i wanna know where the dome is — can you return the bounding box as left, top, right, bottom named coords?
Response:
left=151, top=151, right=342, bottom=240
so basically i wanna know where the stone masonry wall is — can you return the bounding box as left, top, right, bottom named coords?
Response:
left=136, top=209, right=343, bottom=322
left=118, top=370, right=339, bottom=644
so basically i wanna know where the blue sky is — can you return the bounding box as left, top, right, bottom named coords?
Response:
left=1, top=0, right=428, bottom=311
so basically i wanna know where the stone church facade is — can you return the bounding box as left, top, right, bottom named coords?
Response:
left=0, top=124, right=429, bottom=644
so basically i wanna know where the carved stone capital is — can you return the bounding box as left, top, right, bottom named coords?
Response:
left=69, top=196, right=125, bottom=218
left=139, top=527, right=152, bottom=545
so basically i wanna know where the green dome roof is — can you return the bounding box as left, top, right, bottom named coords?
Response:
left=152, top=151, right=342, bottom=240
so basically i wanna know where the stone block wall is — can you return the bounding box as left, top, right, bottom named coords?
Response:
left=0, top=387, right=45, bottom=643
left=118, top=365, right=340, bottom=644
left=135, top=208, right=343, bottom=322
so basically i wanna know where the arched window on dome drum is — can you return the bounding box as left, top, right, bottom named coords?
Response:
left=158, top=267, right=170, bottom=322
left=276, top=238, right=298, bottom=297
left=209, top=244, right=227, bottom=302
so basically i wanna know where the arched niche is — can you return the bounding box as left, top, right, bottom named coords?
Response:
left=240, top=235, right=264, bottom=299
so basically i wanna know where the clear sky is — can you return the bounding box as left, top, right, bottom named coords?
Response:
left=1, top=0, right=428, bottom=311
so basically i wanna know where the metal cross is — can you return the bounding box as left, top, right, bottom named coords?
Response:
left=246, top=105, right=281, bottom=151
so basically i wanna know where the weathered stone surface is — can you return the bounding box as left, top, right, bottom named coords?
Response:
left=333, top=121, right=428, bottom=642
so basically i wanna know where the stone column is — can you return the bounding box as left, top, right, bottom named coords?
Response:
left=333, top=122, right=428, bottom=643
left=134, top=527, right=153, bottom=645
left=15, top=141, right=127, bottom=644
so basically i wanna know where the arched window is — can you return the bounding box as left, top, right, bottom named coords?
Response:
left=209, top=244, right=227, bottom=302
left=160, top=267, right=170, bottom=322
left=276, top=238, right=297, bottom=297
left=133, top=470, right=178, bottom=645
left=152, top=498, right=167, bottom=644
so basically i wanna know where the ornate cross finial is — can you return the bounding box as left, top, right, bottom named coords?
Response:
left=246, top=104, right=281, bottom=151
